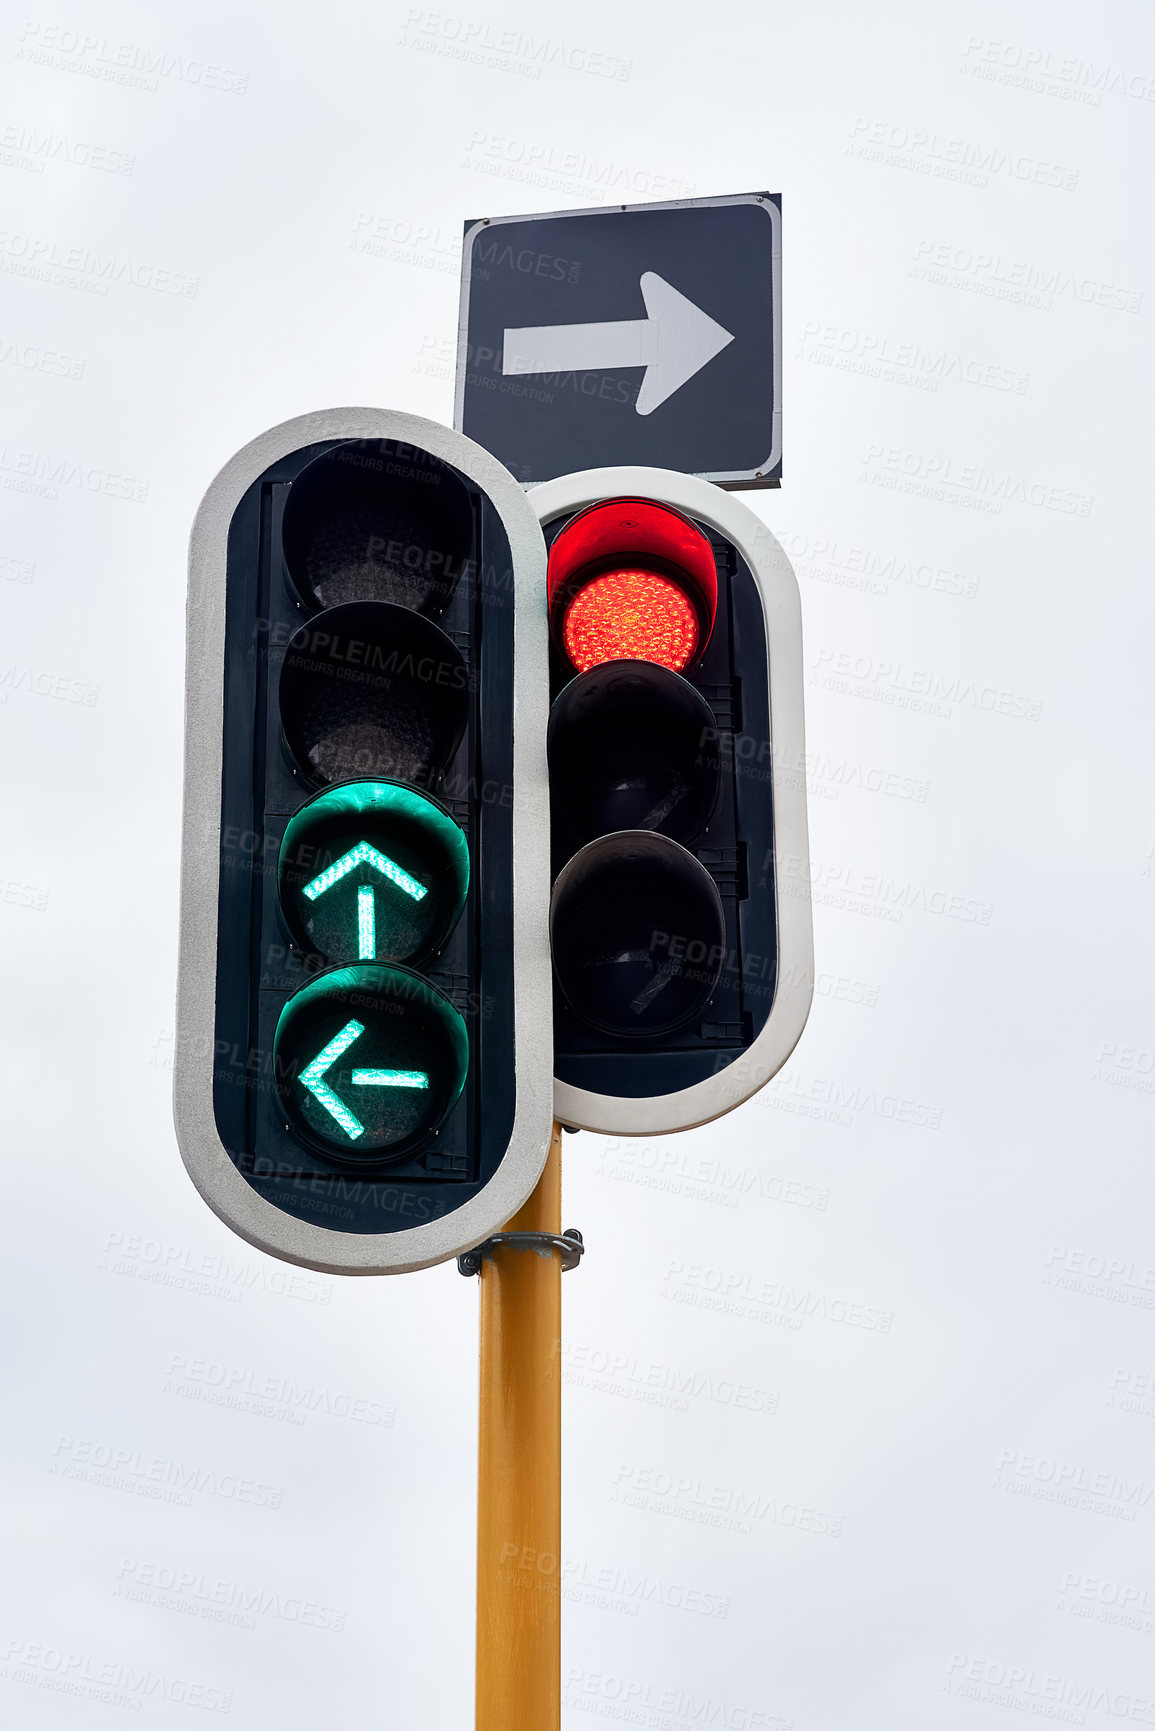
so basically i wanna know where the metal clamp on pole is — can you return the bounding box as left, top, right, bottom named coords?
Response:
left=457, top=1228, right=584, bottom=1277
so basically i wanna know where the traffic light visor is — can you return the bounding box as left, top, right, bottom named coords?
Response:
left=547, top=498, right=718, bottom=674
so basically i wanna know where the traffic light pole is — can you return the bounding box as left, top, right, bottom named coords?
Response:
left=474, top=1124, right=565, bottom=1731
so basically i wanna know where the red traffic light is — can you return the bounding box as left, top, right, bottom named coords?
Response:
left=547, top=498, right=718, bottom=674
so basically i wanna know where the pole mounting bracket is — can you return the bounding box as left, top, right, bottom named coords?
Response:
left=457, top=1228, right=585, bottom=1277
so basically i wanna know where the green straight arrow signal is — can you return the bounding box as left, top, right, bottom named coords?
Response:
left=358, top=885, right=375, bottom=961
left=302, top=841, right=428, bottom=964
left=304, top=841, right=427, bottom=903
left=299, top=1018, right=430, bottom=1141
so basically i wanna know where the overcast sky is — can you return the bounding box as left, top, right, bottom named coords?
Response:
left=1, top=0, right=1154, bottom=1725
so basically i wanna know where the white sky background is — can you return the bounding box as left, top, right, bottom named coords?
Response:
left=1, top=0, right=1154, bottom=1725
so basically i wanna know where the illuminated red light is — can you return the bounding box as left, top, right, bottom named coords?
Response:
left=547, top=498, right=718, bottom=675
left=562, top=570, right=699, bottom=673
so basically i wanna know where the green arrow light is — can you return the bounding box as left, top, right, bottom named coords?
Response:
left=278, top=784, right=469, bottom=971
left=352, top=1068, right=429, bottom=1089
left=300, top=1018, right=367, bottom=1140
left=298, top=1018, right=433, bottom=1142
left=357, top=885, right=375, bottom=960
left=275, top=962, right=469, bottom=1160
left=304, top=841, right=427, bottom=904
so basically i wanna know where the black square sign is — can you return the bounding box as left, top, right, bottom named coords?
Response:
left=454, top=194, right=781, bottom=488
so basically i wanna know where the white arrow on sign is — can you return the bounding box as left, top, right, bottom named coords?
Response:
left=502, top=272, right=735, bottom=416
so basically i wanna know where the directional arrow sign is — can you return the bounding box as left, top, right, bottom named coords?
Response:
left=300, top=1017, right=430, bottom=1141
left=503, top=273, right=734, bottom=417
left=456, top=192, right=781, bottom=486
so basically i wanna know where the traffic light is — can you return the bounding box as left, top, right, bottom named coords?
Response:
left=174, top=410, right=554, bottom=1274
left=531, top=466, right=813, bottom=1136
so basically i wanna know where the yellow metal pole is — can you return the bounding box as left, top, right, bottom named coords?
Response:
left=475, top=1122, right=563, bottom=1731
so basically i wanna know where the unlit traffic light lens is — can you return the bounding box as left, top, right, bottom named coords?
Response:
left=279, top=601, right=468, bottom=788
left=548, top=660, right=721, bottom=845
left=550, top=832, right=725, bottom=1037
left=278, top=780, right=469, bottom=967
left=281, top=441, right=474, bottom=616
left=273, top=963, right=468, bottom=1161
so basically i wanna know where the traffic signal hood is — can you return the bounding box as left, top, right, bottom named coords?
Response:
left=175, top=410, right=553, bottom=1274
left=532, top=466, right=813, bottom=1136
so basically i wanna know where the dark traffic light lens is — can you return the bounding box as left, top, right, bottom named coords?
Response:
left=274, top=963, right=469, bottom=1162
left=550, top=832, right=725, bottom=1037
left=548, top=660, right=721, bottom=845
left=279, top=601, right=468, bottom=788
left=278, top=780, right=469, bottom=967
left=547, top=497, right=718, bottom=674
left=282, top=441, right=474, bottom=616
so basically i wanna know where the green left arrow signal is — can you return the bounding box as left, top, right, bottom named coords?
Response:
left=299, top=1018, right=430, bottom=1141
left=299, top=1019, right=366, bottom=1139
left=352, top=1068, right=430, bottom=1088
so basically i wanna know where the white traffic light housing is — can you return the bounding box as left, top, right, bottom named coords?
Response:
left=174, top=409, right=553, bottom=1274
left=533, top=465, right=812, bottom=1136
